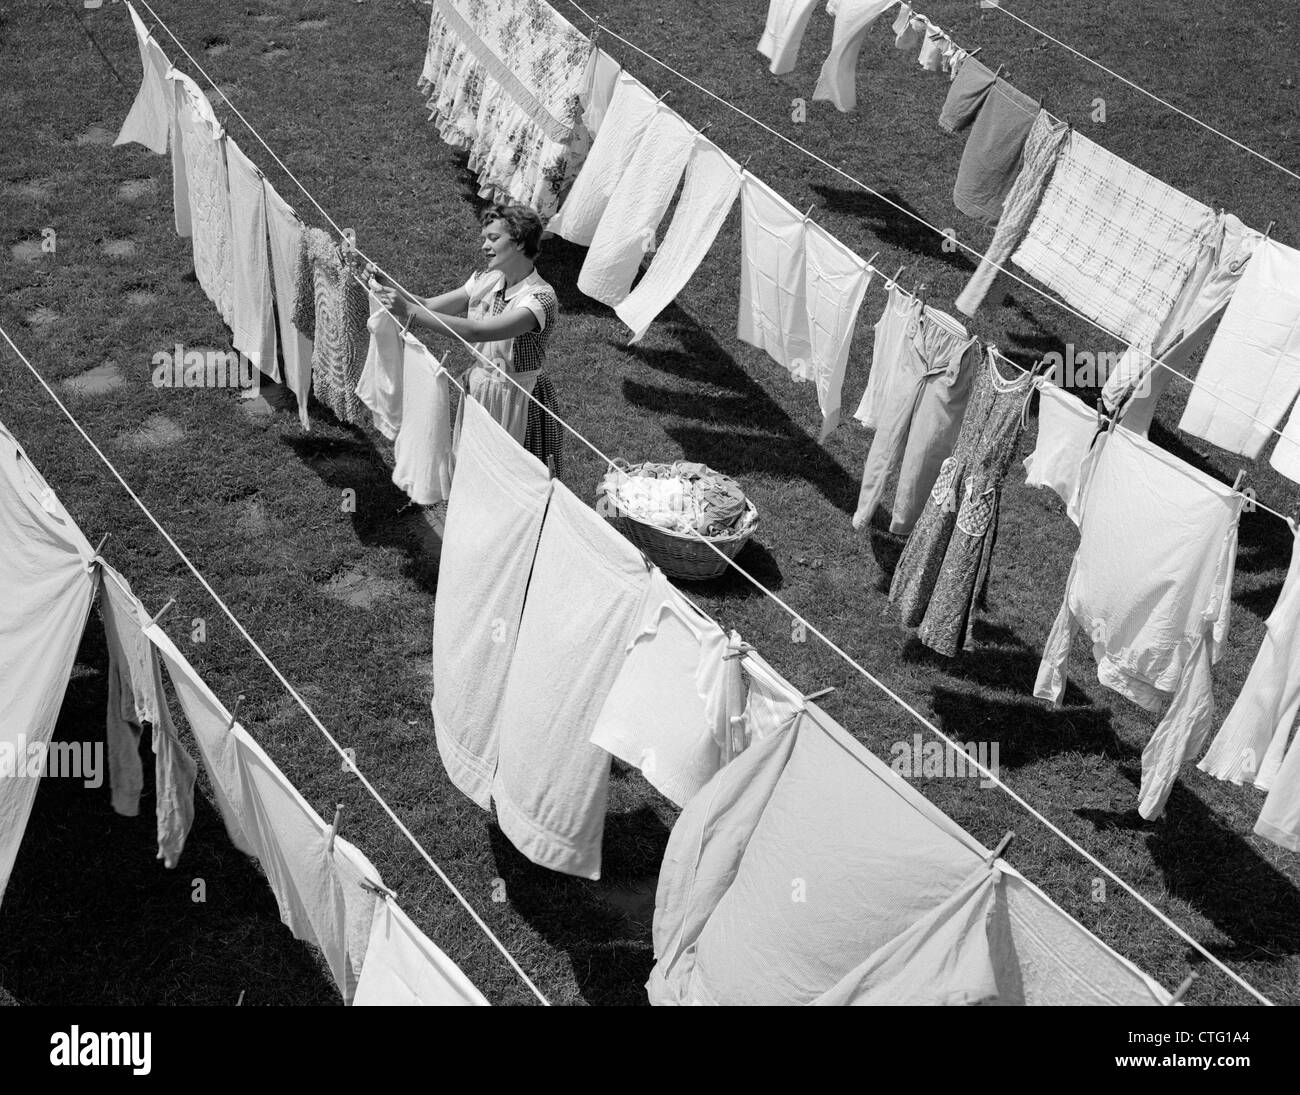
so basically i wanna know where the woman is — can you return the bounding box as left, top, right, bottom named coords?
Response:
left=370, top=203, right=564, bottom=477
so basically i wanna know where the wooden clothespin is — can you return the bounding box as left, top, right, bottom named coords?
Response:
left=803, top=686, right=835, bottom=702
left=967, top=46, right=983, bottom=59
left=722, top=642, right=756, bottom=661
left=339, top=228, right=357, bottom=256
left=589, top=20, right=602, bottom=46
left=146, top=597, right=176, bottom=628
left=92, top=532, right=110, bottom=556
left=1232, top=468, right=1247, bottom=493
left=1264, top=220, right=1277, bottom=242
left=656, top=89, right=671, bottom=103
left=985, top=830, right=1014, bottom=864
left=326, top=803, right=344, bottom=853
left=864, top=250, right=881, bottom=277
left=916, top=281, right=931, bottom=312
left=226, top=693, right=245, bottom=732
left=699, top=122, right=713, bottom=136
left=892, top=265, right=907, bottom=289
left=803, top=203, right=816, bottom=220
left=1165, top=972, right=1197, bottom=1006
left=359, top=876, right=397, bottom=900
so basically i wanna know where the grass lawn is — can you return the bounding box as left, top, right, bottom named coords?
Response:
left=2, top=0, right=1299, bottom=1005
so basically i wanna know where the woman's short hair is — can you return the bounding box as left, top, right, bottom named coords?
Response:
left=480, top=204, right=544, bottom=259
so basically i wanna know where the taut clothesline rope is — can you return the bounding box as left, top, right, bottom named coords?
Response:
left=104, top=0, right=1279, bottom=1003
left=565, top=0, right=1300, bottom=528
left=0, top=322, right=550, bottom=1006
left=984, top=0, right=1300, bottom=184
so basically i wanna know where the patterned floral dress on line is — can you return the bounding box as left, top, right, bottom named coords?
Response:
left=889, top=349, right=1034, bottom=656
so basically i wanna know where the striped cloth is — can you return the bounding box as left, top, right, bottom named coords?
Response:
left=1013, top=133, right=1213, bottom=348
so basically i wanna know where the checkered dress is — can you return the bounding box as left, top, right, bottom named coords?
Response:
left=475, top=273, right=563, bottom=478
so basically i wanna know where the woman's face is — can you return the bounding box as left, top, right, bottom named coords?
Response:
left=481, top=218, right=521, bottom=271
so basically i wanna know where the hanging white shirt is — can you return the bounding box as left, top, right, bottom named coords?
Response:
left=812, top=0, right=900, bottom=112
left=391, top=337, right=453, bottom=506
left=1022, top=378, right=1097, bottom=524
left=1034, top=426, right=1243, bottom=819
left=590, top=570, right=744, bottom=807
left=759, top=0, right=823, bottom=75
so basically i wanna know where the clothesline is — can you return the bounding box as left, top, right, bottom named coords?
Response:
left=983, top=0, right=1300, bottom=184
left=0, top=321, right=550, bottom=1007
left=120, top=3, right=1271, bottom=1003
left=566, top=0, right=1300, bottom=528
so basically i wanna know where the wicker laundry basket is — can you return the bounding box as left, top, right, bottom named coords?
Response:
left=600, top=462, right=759, bottom=581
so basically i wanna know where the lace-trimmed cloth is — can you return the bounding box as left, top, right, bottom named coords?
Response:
left=418, top=0, right=594, bottom=220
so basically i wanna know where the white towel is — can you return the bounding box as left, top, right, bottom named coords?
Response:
left=232, top=726, right=384, bottom=1002
left=492, top=484, right=651, bottom=879
left=737, top=174, right=813, bottom=370
left=432, top=396, right=552, bottom=808
left=614, top=139, right=742, bottom=344
left=170, top=72, right=235, bottom=326
left=114, top=2, right=171, bottom=155
left=579, top=47, right=621, bottom=137
left=577, top=105, right=697, bottom=308
left=798, top=221, right=872, bottom=440
left=1179, top=240, right=1300, bottom=461
left=225, top=137, right=278, bottom=378
left=354, top=899, right=490, bottom=1006
left=263, top=179, right=314, bottom=428
left=546, top=72, right=658, bottom=246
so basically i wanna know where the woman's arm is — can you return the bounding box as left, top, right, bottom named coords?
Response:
left=369, top=274, right=540, bottom=343
left=405, top=303, right=540, bottom=343
left=368, top=271, right=469, bottom=322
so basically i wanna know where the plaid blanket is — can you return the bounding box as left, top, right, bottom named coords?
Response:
left=1013, top=133, right=1213, bottom=347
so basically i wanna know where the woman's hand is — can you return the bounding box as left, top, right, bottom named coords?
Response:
left=369, top=277, right=410, bottom=321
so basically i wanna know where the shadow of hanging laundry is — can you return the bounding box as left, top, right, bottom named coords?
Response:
left=0, top=618, right=340, bottom=1006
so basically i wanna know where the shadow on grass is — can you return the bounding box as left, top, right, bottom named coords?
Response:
left=0, top=620, right=339, bottom=1006
left=809, top=184, right=979, bottom=277
left=906, top=620, right=1107, bottom=707
left=282, top=427, right=441, bottom=595
left=487, top=795, right=669, bottom=1007
left=1080, top=775, right=1300, bottom=965
left=931, top=682, right=1300, bottom=962
left=616, top=316, right=864, bottom=517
